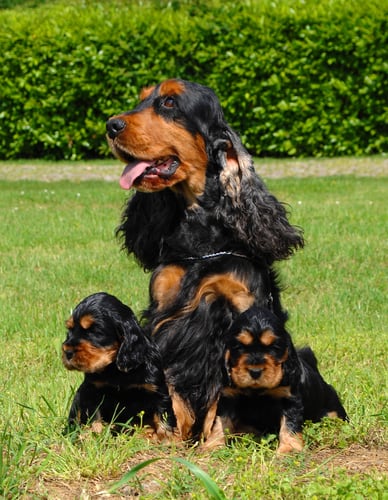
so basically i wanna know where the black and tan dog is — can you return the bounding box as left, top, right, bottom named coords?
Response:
left=106, top=78, right=304, bottom=445
left=219, top=306, right=348, bottom=454
left=62, top=292, right=176, bottom=439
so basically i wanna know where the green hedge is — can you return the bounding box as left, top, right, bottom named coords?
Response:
left=0, top=0, right=387, bottom=159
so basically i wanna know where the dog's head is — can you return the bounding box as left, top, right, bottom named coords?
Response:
left=106, top=78, right=231, bottom=199
left=225, top=307, right=290, bottom=390
left=109, top=78, right=303, bottom=266
left=62, top=292, right=147, bottom=373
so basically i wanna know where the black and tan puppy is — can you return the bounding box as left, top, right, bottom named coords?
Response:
left=219, top=306, right=348, bottom=454
left=62, top=292, right=176, bottom=439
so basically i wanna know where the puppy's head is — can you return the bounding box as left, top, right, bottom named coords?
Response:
left=225, top=307, right=289, bottom=389
left=62, top=292, right=146, bottom=373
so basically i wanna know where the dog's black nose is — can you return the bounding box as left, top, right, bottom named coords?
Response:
left=249, top=368, right=262, bottom=379
left=106, top=118, right=126, bottom=139
left=64, top=349, right=74, bottom=361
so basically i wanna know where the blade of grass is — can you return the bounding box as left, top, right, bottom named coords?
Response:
left=107, top=456, right=226, bottom=499
left=173, top=457, right=227, bottom=499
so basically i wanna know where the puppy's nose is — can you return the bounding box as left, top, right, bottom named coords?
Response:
left=249, top=368, right=262, bottom=380
left=63, top=349, right=74, bottom=361
left=106, top=118, right=126, bottom=139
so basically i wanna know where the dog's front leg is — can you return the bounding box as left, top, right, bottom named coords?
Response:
left=277, top=396, right=304, bottom=455
left=170, top=391, right=196, bottom=441
left=151, top=394, right=180, bottom=442
left=67, top=381, right=104, bottom=430
left=199, top=400, right=225, bottom=450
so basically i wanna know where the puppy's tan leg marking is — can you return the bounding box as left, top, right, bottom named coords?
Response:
left=277, top=416, right=304, bottom=455
left=170, top=392, right=195, bottom=441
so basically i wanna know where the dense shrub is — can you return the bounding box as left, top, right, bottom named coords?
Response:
left=0, top=0, right=386, bottom=159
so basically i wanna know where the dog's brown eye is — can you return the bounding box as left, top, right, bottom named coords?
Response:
left=163, top=96, right=175, bottom=108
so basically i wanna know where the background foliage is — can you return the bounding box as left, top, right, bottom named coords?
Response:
left=1, top=0, right=387, bottom=159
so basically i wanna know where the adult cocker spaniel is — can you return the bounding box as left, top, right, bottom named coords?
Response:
left=106, top=79, right=304, bottom=446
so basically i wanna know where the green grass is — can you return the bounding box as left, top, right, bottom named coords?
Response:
left=0, top=164, right=387, bottom=498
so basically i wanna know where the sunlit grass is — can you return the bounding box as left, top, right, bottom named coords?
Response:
left=0, top=171, right=387, bottom=497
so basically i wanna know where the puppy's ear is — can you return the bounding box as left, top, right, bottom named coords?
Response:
left=116, top=316, right=148, bottom=372
left=214, top=128, right=303, bottom=262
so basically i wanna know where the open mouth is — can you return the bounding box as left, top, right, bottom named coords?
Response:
left=119, top=155, right=180, bottom=190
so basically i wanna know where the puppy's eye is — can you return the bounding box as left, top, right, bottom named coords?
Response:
left=163, top=96, right=175, bottom=108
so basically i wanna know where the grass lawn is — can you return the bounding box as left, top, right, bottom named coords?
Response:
left=0, top=159, right=387, bottom=498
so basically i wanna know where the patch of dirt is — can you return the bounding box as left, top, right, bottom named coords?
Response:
left=29, top=451, right=177, bottom=499
left=256, top=156, right=388, bottom=178
left=310, top=444, right=388, bottom=475
left=0, top=156, right=387, bottom=182
left=29, top=445, right=387, bottom=499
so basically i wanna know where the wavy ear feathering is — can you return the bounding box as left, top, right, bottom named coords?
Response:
left=209, top=128, right=304, bottom=262
left=116, top=189, right=186, bottom=271
left=115, top=312, right=150, bottom=371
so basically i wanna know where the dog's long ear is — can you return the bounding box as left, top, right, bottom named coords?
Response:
left=115, top=315, right=148, bottom=372
left=214, top=128, right=304, bottom=262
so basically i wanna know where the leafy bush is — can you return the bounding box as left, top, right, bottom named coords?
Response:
left=0, top=0, right=386, bottom=159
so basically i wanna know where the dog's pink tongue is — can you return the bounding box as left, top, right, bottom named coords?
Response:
left=119, top=161, right=152, bottom=190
